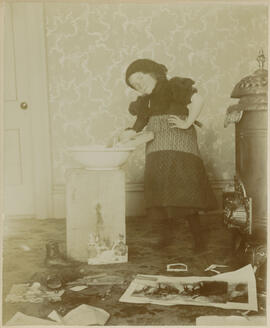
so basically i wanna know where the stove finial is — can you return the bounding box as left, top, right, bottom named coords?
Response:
left=257, top=49, right=266, bottom=70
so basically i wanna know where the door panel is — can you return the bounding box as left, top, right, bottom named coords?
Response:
left=4, top=129, right=22, bottom=185
left=4, top=3, right=35, bottom=216
left=4, top=4, right=16, bottom=101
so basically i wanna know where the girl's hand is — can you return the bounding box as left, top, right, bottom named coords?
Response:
left=118, top=129, right=137, bottom=143
left=168, top=115, right=189, bottom=129
left=107, top=129, right=137, bottom=147
left=168, top=94, right=204, bottom=130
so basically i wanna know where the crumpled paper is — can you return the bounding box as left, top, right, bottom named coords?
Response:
left=59, top=304, right=110, bottom=325
left=6, top=304, right=110, bottom=326
left=5, top=283, right=64, bottom=303
left=5, top=312, right=59, bottom=326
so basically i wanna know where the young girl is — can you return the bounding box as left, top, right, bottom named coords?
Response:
left=121, top=59, right=217, bottom=252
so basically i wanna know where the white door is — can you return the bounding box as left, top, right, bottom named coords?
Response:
left=4, top=3, right=47, bottom=218
left=4, top=3, right=54, bottom=219
left=4, top=3, right=35, bottom=217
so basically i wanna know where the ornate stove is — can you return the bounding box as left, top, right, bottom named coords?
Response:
left=223, top=50, right=267, bottom=273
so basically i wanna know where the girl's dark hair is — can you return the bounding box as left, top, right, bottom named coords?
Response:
left=125, top=59, right=168, bottom=89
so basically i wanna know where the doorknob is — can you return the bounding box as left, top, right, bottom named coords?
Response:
left=20, top=102, right=28, bottom=110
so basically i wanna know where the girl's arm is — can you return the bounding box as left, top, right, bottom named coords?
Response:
left=131, top=114, right=149, bottom=132
left=168, top=93, right=204, bottom=129
left=118, top=97, right=150, bottom=143
left=117, top=115, right=148, bottom=144
left=126, top=95, right=150, bottom=132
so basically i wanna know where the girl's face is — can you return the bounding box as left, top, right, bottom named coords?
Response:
left=129, top=72, right=157, bottom=95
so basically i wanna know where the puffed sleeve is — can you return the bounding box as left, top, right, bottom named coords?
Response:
left=169, top=77, right=197, bottom=105
left=128, top=95, right=150, bottom=132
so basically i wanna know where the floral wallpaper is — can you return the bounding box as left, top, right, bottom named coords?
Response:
left=44, top=2, right=268, bottom=186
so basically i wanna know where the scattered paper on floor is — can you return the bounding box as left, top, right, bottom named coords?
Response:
left=5, top=283, right=64, bottom=303
left=48, top=304, right=110, bottom=325
left=19, top=244, right=31, bottom=251
left=119, top=265, right=258, bottom=311
left=69, top=285, right=88, bottom=291
left=6, top=304, right=110, bottom=326
left=196, top=315, right=266, bottom=326
left=61, top=304, right=110, bottom=325
left=5, top=312, right=59, bottom=325
left=47, top=310, right=64, bottom=323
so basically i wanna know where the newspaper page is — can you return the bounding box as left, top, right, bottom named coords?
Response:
left=119, top=265, right=257, bottom=311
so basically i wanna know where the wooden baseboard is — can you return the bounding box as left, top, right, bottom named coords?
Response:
left=4, top=214, right=36, bottom=220
left=51, top=179, right=232, bottom=219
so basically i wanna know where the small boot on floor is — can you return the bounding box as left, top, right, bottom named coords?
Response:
left=186, top=214, right=207, bottom=253
left=45, top=240, right=70, bottom=266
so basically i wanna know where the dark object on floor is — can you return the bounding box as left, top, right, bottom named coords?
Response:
left=45, top=240, right=70, bottom=266
left=46, top=274, right=62, bottom=289
left=66, top=273, right=125, bottom=286
left=189, top=281, right=228, bottom=297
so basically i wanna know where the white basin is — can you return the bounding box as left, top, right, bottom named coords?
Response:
left=69, top=145, right=135, bottom=170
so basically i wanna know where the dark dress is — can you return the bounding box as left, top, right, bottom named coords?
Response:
left=128, top=77, right=217, bottom=219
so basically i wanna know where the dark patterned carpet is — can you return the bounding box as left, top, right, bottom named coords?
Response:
left=2, top=215, right=267, bottom=325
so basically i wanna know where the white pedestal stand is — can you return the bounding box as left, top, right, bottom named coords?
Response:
left=66, top=168, right=127, bottom=264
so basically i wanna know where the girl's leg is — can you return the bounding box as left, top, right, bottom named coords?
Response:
left=147, top=207, right=174, bottom=248
left=185, top=213, right=206, bottom=252
left=158, top=216, right=175, bottom=248
left=159, top=207, right=198, bottom=249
